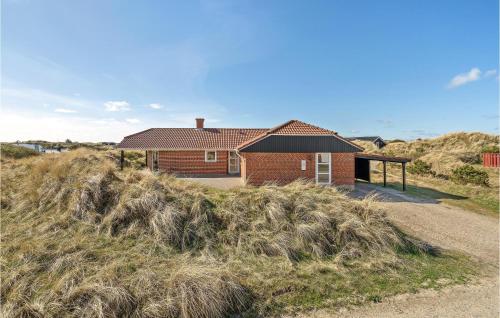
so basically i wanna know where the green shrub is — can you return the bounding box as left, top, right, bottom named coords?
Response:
left=480, top=145, right=499, bottom=154
left=1, top=144, right=40, bottom=159
left=407, top=160, right=434, bottom=176
left=451, top=165, right=489, bottom=186
left=458, top=153, right=481, bottom=164
left=435, top=173, right=450, bottom=180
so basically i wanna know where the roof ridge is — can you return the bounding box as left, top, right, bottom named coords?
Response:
left=285, top=120, right=337, bottom=134
left=123, top=128, right=154, bottom=138
left=148, top=127, right=268, bottom=130
left=267, top=119, right=297, bottom=134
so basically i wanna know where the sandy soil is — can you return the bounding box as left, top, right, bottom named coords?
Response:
left=323, top=183, right=499, bottom=318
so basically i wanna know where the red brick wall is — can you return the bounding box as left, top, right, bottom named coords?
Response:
left=147, top=150, right=228, bottom=175
left=331, top=153, right=355, bottom=186
left=240, top=152, right=355, bottom=186
left=240, top=153, right=315, bottom=185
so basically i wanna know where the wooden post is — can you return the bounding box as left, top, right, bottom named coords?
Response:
left=368, top=160, right=371, bottom=183
left=145, top=151, right=148, bottom=168
left=402, top=162, right=406, bottom=191
left=383, top=161, right=387, bottom=187
left=120, top=150, right=124, bottom=170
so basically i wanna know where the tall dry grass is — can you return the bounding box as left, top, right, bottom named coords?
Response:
left=1, top=149, right=435, bottom=317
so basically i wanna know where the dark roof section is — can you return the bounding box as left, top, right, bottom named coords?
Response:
left=355, top=153, right=411, bottom=163
left=237, top=120, right=363, bottom=151
left=117, top=128, right=268, bottom=150
left=239, top=135, right=363, bottom=153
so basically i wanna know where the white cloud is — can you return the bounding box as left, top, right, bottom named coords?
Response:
left=0, top=111, right=142, bottom=142
left=104, top=100, right=130, bottom=112
left=448, top=68, right=481, bottom=88
left=149, top=103, right=163, bottom=109
left=484, top=69, right=497, bottom=78
left=2, top=87, right=92, bottom=109
left=54, top=108, right=77, bottom=113
left=125, top=118, right=141, bottom=124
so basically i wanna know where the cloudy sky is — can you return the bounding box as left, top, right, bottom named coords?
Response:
left=1, top=0, right=498, bottom=142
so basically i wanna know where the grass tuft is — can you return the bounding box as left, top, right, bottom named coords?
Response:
left=1, top=149, right=477, bottom=317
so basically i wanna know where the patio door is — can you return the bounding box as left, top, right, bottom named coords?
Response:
left=315, top=153, right=331, bottom=184
left=228, top=151, right=240, bottom=174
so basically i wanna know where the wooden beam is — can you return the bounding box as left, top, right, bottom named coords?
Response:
left=120, top=150, right=124, bottom=170
left=402, top=162, right=407, bottom=191
left=368, top=160, right=371, bottom=183
left=383, top=161, right=387, bottom=187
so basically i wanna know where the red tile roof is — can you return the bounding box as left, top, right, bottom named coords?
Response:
left=117, top=120, right=363, bottom=151
left=272, top=120, right=337, bottom=135
left=235, top=120, right=362, bottom=151
left=117, top=128, right=268, bottom=150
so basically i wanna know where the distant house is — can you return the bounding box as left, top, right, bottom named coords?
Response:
left=16, top=143, right=69, bottom=154
left=16, top=143, right=45, bottom=153
left=117, top=118, right=364, bottom=186
left=44, top=147, right=69, bottom=153
left=346, top=136, right=387, bottom=149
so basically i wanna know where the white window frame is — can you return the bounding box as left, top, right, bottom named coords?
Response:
left=205, top=150, right=217, bottom=163
left=315, top=153, right=331, bottom=185
left=228, top=151, right=240, bottom=174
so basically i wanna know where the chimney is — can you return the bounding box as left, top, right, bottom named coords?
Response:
left=196, top=118, right=205, bottom=129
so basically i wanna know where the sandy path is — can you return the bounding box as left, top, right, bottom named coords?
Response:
left=324, top=183, right=499, bottom=318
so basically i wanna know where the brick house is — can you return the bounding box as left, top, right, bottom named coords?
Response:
left=117, top=118, right=364, bottom=186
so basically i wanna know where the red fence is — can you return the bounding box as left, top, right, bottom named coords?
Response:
left=483, top=153, right=500, bottom=167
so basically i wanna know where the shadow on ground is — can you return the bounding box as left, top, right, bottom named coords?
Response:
left=351, top=181, right=468, bottom=204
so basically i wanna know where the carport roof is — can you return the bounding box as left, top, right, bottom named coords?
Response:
left=355, top=153, right=411, bottom=163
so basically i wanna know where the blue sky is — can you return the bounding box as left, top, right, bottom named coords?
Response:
left=1, top=0, right=498, bottom=142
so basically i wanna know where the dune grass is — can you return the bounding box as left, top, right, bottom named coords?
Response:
left=0, top=150, right=477, bottom=317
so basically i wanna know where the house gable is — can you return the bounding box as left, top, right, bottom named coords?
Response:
left=237, top=120, right=363, bottom=153
left=239, top=135, right=362, bottom=153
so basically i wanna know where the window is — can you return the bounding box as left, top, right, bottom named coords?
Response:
left=315, top=153, right=331, bottom=184
left=205, top=151, right=217, bottom=162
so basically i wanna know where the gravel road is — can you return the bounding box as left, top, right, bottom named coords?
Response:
left=326, top=183, right=499, bottom=318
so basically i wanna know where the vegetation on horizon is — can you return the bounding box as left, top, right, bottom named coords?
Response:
left=354, top=132, right=499, bottom=214
left=0, top=150, right=475, bottom=317
left=1, top=143, right=40, bottom=159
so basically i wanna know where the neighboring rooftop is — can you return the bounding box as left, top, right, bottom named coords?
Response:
left=346, top=136, right=384, bottom=142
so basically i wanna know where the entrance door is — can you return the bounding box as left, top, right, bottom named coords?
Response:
left=316, top=153, right=331, bottom=184
left=152, top=151, right=159, bottom=172
left=228, top=151, right=240, bottom=174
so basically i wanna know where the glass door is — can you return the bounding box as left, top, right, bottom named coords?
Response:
left=316, top=153, right=331, bottom=184
left=228, top=151, right=240, bottom=174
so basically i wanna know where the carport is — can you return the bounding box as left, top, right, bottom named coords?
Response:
left=354, top=153, right=411, bottom=191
